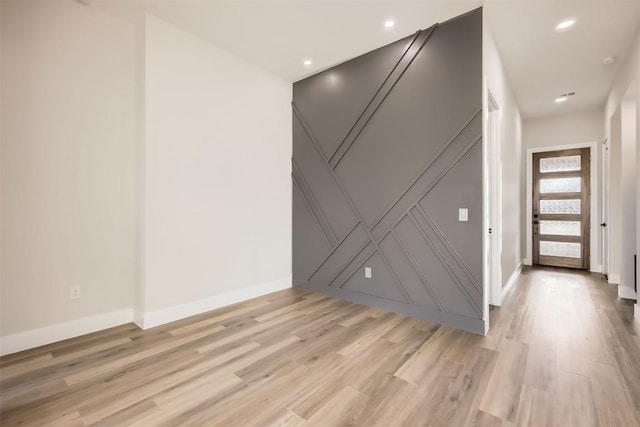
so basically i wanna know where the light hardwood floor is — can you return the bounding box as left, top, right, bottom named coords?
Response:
left=1, top=267, right=640, bottom=426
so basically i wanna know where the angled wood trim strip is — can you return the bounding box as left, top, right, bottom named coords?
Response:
left=292, top=160, right=338, bottom=245
left=372, top=135, right=482, bottom=242
left=292, top=176, right=334, bottom=248
left=306, top=221, right=361, bottom=282
left=330, top=244, right=376, bottom=289
left=370, top=109, right=482, bottom=233
left=414, top=203, right=482, bottom=293
left=389, top=227, right=447, bottom=312
left=293, top=97, right=415, bottom=305
left=329, top=25, right=439, bottom=169
left=408, top=209, right=482, bottom=316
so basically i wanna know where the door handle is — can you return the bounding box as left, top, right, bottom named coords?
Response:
left=601, top=222, right=607, bottom=227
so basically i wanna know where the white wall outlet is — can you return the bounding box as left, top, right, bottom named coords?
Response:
left=458, top=208, right=469, bottom=222
left=70, top=286, right=81, bottom=300
left=364, top=267, right=372, bottom=279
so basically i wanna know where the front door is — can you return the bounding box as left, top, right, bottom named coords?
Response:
left=532, top=148, right=590, bottom=269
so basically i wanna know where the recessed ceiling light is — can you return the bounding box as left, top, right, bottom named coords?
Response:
left=555, top=92, right=575, bottom=103
left=384, top=19, right=395, bottom=29
left=603, top=56, right=616, bottom=65
left=555, top=17, right=576, bottom=32
left=303, top=59, right=312, bottom=66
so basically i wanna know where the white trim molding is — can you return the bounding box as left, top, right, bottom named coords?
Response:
left=502, top=261, right=524, bottom=302
left=618, top=284, right=637, bottom=300
left=590, top=264, right=603, bottom=274
left=133, top=310, right=145, bottom=328
left=525, top=142, right=600, bottom=270
left=0, top=277, right=293, bottom=356
left=634, top=303, right=639, bottom=319
left=608, top=273, right=621, bottom=285
left=138, top=276, right=292, bottom=330
left=0, top=309, right=134, bottom=356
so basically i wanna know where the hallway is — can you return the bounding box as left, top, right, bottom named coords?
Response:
left=1, top=267, right=639, bottom=426
left=484, top=266, right=640, bottom=425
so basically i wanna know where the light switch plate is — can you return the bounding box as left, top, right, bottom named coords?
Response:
left=458, top=208, right=469, bottom=222
left=365, top=267, right=372, bottom=278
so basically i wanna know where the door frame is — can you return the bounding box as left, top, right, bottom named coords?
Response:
left=487, top=92, right=503, bottom=306
left=482, top=84, right=503, bottom=333
left=601, top=138, right=609, bottom=276
left=525, top=141, right=600, bottom=272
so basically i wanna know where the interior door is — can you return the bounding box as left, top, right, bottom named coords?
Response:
left=532, top=148, right=590, bottom=269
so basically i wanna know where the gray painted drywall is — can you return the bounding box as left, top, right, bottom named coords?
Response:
left=292, top=8, right=484, bottom=334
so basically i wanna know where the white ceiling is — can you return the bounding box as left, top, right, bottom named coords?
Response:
left=92, top=0, right=640, bottom=119
left=485, top=0, right=640, bottom=118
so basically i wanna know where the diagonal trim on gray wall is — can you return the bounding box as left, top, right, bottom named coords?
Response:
left=293, top=105, right=415, bottom=306
left=328, top=26, right=437, bottom=169
left=292, top=176, right=334, bottom=248
left=389, top=227, right=447, bottom=311
left=292, top=160, right=338, bottom=246
left=370, top=109, right=481, bottom=233
left=293, top=8, right=484, bottom=334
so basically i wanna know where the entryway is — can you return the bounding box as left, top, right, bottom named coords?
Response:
left=532, top=148, right=591, bottom=269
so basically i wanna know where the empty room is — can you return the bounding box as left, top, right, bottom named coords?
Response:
left=2, top=0, right=640, bottom=425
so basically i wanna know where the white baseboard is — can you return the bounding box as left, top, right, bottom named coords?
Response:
left=502, top=261, right=524, bottom=302
left=618, top=285, right=637, bottom=301
left=524, top=258, right=532, bottom=266
left=590, top=264, right=603, bottom=274
left=140, top=276, right=292, bottom=329
left=0, top=276, right=293, bottom=356
left=608, top=273, right=621, bottom=285
left=635, top=303, right=639, bottom=319
left=0, top=309, right=134, bottom=356
left=133, top=310, right=145, bottom=329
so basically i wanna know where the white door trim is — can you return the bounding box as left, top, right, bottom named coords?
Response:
left=525, top=141, right=600, bottom=272
left=601, top=138, right=610, bottom=276
left=487, top=91, right=503, bottom=306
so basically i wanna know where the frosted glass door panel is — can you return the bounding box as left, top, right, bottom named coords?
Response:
left=539, top=241, right=581, bottom=258
left=539, top=177, right=581, bottom=193
left=539, top=199, right=581, bottom=214
left=539, top=220, right=581, bottom=236
left=540, top=155, right=581, bottom=173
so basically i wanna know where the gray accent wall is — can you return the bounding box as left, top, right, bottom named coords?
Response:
left=292, top=8, right=484, bottom=334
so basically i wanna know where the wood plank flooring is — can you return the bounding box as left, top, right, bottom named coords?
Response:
left=2, top=266, right=640, bottom=426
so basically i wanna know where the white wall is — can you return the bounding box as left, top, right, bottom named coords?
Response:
left=605, top=33, right=640, bottom=138
left=0, top=3, right=293, bottom=353
left=604, top=31, right=640, bottom=305
left=523, top=108, right=603, bottom=149
left=483, top=19, right=524, bottom=299
left=1, top=0, right=137, bottom=349
left=605, top=90, right=637, bottom=298
left=140, top=15, right=292, bottom=326
left=609, top=106, right=623, bottom=283
left=621, top=101, right=637, bottom=295
left=521, top=108, right=603, bottom=273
